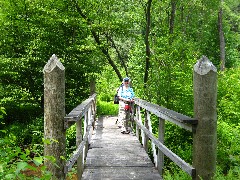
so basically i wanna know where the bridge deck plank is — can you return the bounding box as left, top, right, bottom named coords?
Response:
left=81, top=116, right=162, bottom=180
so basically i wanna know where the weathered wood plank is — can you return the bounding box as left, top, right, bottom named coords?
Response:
left=81, top=116, right=162, bottom=180
left=85, top=156, right=154, bottom=167
left=82, top=167, right=162, bottom=180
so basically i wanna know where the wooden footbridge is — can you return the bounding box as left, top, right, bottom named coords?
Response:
left=43, top=55, right=217, bottom=180
left=81, top=116, right=162, bottom=179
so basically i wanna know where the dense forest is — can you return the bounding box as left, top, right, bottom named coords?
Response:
left=0, top=0, right=239, bottom=179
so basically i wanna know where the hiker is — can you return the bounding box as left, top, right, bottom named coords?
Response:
left=117, top=77, right=135, bottom=134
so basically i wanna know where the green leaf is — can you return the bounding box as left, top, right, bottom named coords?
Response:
left=42, top=138, right=51, bottom=145
left=20, top=154, right=27, bottom=161
left=5, top=174, right=16, bottom=179
left=16, top=161, right=28, bottom=173
left=25, top=149, right=30, bottom=156
left=44, top=156, right=56, bottom=163
left=60, top=156, right=66, bottom=160
left=33, top=156, right=43, bottom=166
left=0, top=164, right=3, bottom=173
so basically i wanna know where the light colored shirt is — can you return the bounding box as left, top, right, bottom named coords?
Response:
left=118, top=86, right=134, bottom=100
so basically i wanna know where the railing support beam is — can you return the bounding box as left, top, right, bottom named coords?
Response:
left=157, top=117, right=165, bottom=176
left=143, top=110, right=149, bottom=152
left=76, top=118, right=83, bottom=179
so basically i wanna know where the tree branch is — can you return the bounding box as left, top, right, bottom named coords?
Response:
left=73, top=0, right=123, bottom=81
left=104, top=33, right=128, bottom=76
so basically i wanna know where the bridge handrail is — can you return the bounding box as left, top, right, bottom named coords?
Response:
left=64, top=93, right=97, bottom=176
left=134, top=98, right=197, bottom=178
left=64, top=93, right=97, bottom=129
left=134, top=98, right=197, bottom=132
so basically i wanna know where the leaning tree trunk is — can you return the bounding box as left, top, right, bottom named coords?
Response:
left=169, top=0, right=177, bottom=35
left=218, top=0, right=226, bottom=71
left=143, top=0, right=152, bottom=89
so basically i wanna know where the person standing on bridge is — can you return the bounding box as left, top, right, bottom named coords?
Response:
left=117, top=77, right=135, bottom=134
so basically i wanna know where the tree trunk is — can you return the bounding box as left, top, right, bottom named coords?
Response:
left=218, top=0, right=226, bottom=71
left=90, top=77, right=96, bottom=95
left=144, top=0, right=152, bottom=88
left=169, top=0, right=177, bottom=34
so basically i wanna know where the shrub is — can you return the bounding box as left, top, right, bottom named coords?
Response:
left=97, top=100, right=119, bottom=116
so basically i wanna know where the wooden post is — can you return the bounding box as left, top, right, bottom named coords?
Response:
left=88, top=107, right=93, bottom=143
left=43, top=54, right=66, bottom=179
left=91, top=96, right=97, bottom=130
left=157, top=117, right=165, bottom=176
left=135, top=106, right=140, bottom=139
left=193, top=56, right=217, bottom=180
left=138, top=107, right=144, bottom=146
left=143, top=110, right=150, bottom=152
left=83, top=112, right=89, bottom=160
left=148, top=115, right=157, bottom=166
left=76, top=118, right=83, bottom=179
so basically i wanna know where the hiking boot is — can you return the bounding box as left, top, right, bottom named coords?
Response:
left=121, top=130, right=130, bottom=134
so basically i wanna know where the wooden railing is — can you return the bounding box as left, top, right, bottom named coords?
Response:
left=64, top=93, right=97, bottom=177
left=134, top=98, right=197, bottom=178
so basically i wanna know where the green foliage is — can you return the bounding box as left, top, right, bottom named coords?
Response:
left=216, top=69, right=240, bottom=176
left=0, top=107, right=6, bottom=121
left=2, top=118, right=44, bottom=147
left=217, top=121, right=240, bottom=175
left=66, top=124, right=77, bottom=159
left=163, top=167, right=191, bottom=180
left=164, top=122, right=193, bottom=165
left=95, top=65, right=123, bottom=116
left=218, top=68, right=240, bottom=125
left=97, top=100, right=119, bottom=116
left=215, top=166, right=240, bottom=179
left=222, top=0, right=240, bottom=67
left=0, top=134, right=52, bottom=179
left=163, top=166, right=240, bottom=180
left=0, top=0, right=106, bottom=124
